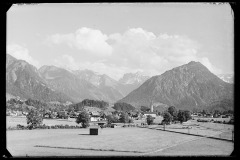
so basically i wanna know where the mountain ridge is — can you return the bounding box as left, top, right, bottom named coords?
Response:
left=118, top=61, right=233, bottom=111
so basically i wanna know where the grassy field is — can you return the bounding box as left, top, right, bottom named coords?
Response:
left=7, top=126, right=233, bottom=157
left=6, top=116, right=234, bottom=157
left=6, top=116, right=81, bottom=128
left=6, top=116, right=164, bottom=128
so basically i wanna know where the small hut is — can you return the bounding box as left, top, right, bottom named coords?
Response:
left=89, top=125, right=99, bottom=135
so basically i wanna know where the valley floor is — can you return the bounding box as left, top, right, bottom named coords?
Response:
left=7, top=127, right=233, bottom=157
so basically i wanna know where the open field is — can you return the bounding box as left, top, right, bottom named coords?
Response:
left=192, top=117, right=231, bottom=122
left=148, top=120, right=234, bottom=141
left=6, top=116, right=164, bottom=128
left=7, top=127, right=233, bottom=157
left=6, top=116, right=81, bottom=128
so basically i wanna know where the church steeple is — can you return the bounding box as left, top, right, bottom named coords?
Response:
left=150, top=100, right=154, bottom=112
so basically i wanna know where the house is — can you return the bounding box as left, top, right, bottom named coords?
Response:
left=143, top=112, right=157, bottom=118
left=90, top=111, right=101, bottom=122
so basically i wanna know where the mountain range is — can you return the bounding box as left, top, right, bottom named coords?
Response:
left=6, top=54, right=72, bottom=103
left=6, top=54, right=234, bottom=111
left=118, top=61, right=234, bottom=111
left=6, top=54, right=149, bottom=103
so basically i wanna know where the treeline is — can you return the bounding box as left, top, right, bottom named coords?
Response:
left=162, top=106, right=191, bottom=124
left=82, top=99, right=109, bottom=109
left=7, top=98, right=66, bottom=112
left=69, top=99, right=109, bottom=111
left=113, top=102, right=135, bottom=112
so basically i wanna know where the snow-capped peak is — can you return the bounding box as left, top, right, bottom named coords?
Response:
left=119, top=72, right=150, bottom=85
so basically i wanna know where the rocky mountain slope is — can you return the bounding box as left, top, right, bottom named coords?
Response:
left=73, top=69, right=124, bottom=102
left=6, top=54, right=150, bottom=103
left=6, top=54, right=73, bottom=103
left=118, top=72, right=150, bottom=95
left=217, top=74, right=234, bottom=84
left=118, top=61, right=233, bottom=111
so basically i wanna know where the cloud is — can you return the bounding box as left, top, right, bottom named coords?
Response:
left=47, top=27, right=112, bottom=57
left=106, top=28, right=203, bottom=76
left=53, top=54, right=79, bottom=71
left=200, top=57, right=222, bottom=74
left=49, top=27, right=222, bottom=79
left=7, top=44, right=40, bottom=68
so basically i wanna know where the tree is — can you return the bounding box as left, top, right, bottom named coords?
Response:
left=178, top=110, right=186, bottom=123
left=113, top=102, right=135, bottom=112
left=202, top=109, right=207, bottom=115
left=119, top=112, right=130, bottom=123
left=129, top=118, right=134, bottom=123
left=140, top=106, right=150, bottom=112
left=76, top=111, right=90, bottom=128
left=26, top=109, right=43, bottom=129
left=146, top=115, right=154, bottom=125
left=184, top=110, right=191, bottom=121
left=168, top=106, right=178, bottom=121
left=106, top=115, right=119, bottom=124
left=163, top=112, right=173, bottom=125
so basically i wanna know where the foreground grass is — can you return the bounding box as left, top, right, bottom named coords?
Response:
left=7, top=127, right=233, bottom=157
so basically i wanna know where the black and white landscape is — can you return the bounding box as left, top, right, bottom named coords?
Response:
left=6, top=3, right=234, bottom=157
left=7, top=54, right=233, bottom=111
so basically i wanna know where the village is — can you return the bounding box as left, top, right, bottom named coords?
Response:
left=6, top=97, right=234, bottom=128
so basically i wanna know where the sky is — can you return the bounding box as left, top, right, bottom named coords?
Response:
left=7, top=3, right=234, bottom=80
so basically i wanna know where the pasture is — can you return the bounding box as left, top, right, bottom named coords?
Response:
left=7, top=127, right=233, bottom=157
left=6, top=116, right=81, bottom=128
left=6, top=116, right=234, bottom=157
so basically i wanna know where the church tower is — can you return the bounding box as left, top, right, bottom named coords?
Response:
left=150, top=100, right=154, bottom=112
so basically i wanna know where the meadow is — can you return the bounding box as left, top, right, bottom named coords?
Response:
left=7, top=127, right=233, bottom=157
left=6, top=116, right=233, bottom=157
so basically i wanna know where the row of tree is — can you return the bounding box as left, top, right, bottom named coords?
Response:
left=162, top=106, right=191, bottom=124
left=69, top=99, right=109, bottom=112
left=113, top=102, right=135, bottom=112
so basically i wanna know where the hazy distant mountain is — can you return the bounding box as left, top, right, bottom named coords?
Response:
left=73, top=69, right=124, bottom=102
left=118, top=61, right=233, bottom=111
left=6, top=54, right=72, bottom=103
left=39, top=66, right=110, bottom=103
left=6, top=54, right=150, bottom=104
left=73, top=70, right=150, bottom=101
left=217, top=74, right=233, bottom=84
left=119, top=72, right=150, bottom=85
left=118, top=72, right=150, bottom=95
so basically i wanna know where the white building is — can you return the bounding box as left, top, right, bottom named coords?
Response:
left=143, top=112, right=157, bottom=118
left=90, top=112, right=101, bottom=122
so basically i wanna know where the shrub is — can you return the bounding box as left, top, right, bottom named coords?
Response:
left=119, top=112, right=130, bottom=123
left=146, top=115, right=154, bottom=125
left=26, top=109, right=43, bottom=129
left=163, top=112, right=173, bottom=125
left=76, top=111, right=90, bottom=128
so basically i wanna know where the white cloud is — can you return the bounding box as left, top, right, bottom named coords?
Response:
left=7, top=44, right=40, bottom=68
left=49, top=27, right=222, bottom=79
left=47, top=27, right=113, bottom=57
left=200, top=57, right=222, bottom=74
left=53, top=54, right=79, bottom=71
left=106, top=28, right=203, bottom=75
